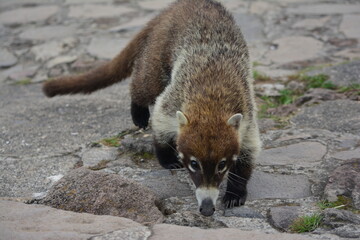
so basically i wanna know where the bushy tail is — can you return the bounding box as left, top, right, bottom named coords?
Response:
left=42, top=29, right=148, bottom=97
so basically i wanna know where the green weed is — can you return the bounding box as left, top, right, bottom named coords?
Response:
left=100, top=136, right=121, bottom=147
left=290, top=214, right=323, bottom=233
left=317, top=196, right=355, bottom=211
left=253, top=70, right=272, bottom=82
left=14, top=79, right=32, bottom=85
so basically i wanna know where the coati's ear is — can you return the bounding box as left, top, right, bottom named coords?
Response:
left=176, top=111, right=188, bottom=127
left=227, top=113, right=243, bottom=129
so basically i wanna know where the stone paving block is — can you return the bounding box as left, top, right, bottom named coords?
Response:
left=247, top=171, right=311, bottom=200
left=150, top=224, right=315, bottom=240
left=109, top=14, right=155, bottom=32
left=332, top=148, right=360, bottom=161
left=340, top=14, right=360, bottom=39
left=266, top=36, right=323, bottom=64
left=0, top=200, right=143, bottom=240
left=287, top=4, right=360, bottom=15
left=309, top=60, right=360, bottom=86
left=292, top=17, right=329, bottom=30
left=257, top=142, right=326, bottom=167
left=0, top=154, right=78, bottom=198
left=292, top=100, right=360, bottom=135
left=31, top=38, right=77, bottom=61
left=81, top=146, right=119, bottom=167
left=86, top=37, right=129, bottom=59
left=89, top=226, right=151, bottom=240
left=0, top=6, right=59, bottom=25
left=233, top=13, right=264, bottom=43
left=19, top=26, right=77, bottom=41
left=0, top=48, right=17, bottom=68
left=68, top=4, right=135, bottom=18
left=40, top=168, right=163, bottom=224
left=46, top=55, right=78, bottom=68
left=269, top=206, right=301, bottom=231
left=138, top=0, right=175, bottom=11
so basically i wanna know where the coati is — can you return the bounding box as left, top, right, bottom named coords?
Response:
left=43, top=0, right=261, bottom=216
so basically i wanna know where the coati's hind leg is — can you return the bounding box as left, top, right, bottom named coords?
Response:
left=154, top=138, right=183, bottom=169
left=223, top=149, right=254, bottom=208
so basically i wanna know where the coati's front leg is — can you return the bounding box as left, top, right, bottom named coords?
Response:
left=223, top=149, right=254, bottom=208
left=131, top=102, right=150, bottom=129
left=154, top=138, right=183, bottom=169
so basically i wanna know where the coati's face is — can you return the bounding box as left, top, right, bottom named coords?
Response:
left=176, top=111, right=242, bottom=216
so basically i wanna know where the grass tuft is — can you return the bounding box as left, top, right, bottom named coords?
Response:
left=317, top=196, right=354, bottom=211
left=100, top=137, right=121, bottom=147
left=253, top=70, right=272, bottom=82
left=14, top=79, right=32, bottom=85
left=290, top=214, right=323, bottom=233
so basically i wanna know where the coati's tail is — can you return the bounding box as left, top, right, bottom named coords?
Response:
left=42, top=28, right=148, bottom=97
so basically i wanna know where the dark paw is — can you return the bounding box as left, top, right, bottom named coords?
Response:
left=223, top=190, right=247, bottom=208
left=131, top=102, right=150, bottom=129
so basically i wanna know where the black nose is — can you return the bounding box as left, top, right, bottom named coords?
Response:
left=199, top=198, right=215, bottom=216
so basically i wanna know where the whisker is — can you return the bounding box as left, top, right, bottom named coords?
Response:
left=161, top=140, right=179, bottom=155
left=227, top=176, right=245, bottom=186
left=228, top=171, right=247, bottom=181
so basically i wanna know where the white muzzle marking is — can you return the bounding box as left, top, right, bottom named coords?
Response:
left=195, top=187, right=220, bottom=206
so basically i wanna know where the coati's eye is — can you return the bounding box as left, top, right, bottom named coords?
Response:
left=190, top=160, right=200, bottom=171
left=218, top=160, right=227, bottom=172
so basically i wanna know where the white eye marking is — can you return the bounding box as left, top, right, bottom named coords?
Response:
left=178, top=152, right=184, bottom=159
left=195, top=187, right=220, bottom=207
left=189, top=156, right=202, bottom=172
left=218, top=158, right=227, bottom=173
left=233, top=155, right=238, bottom=161
left=188, top=163, right=196, bottom=172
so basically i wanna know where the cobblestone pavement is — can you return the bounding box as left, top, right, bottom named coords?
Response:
left=0, top=0, right=360, bottom=239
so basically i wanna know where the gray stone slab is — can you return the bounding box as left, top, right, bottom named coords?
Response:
left=19, top=26, right=77, bottom=41
left=0, top=200, right=143, bottom=240
left=0, top=81, right=133, bottom=157
left=232, top=13, right=264, bottom=43
left=247, top=171, right=311, bottom=200
left=340, top=15, right=360, bottom=39
left=309, top=60, right=360, bottom=87
left=89, top=226, right=151, bottom=240
left=332, top=148, right=360, bottom=161
left=68, top=4, right=135, bottom=18
left=139, top=170, right=193, bottom=199
left=82, top=147, right=119, bottom=167
left=224, top=206, right=264, bottom=218
left=0, top=6, right=59, bottom=25
left=0, top=48, right=17, bottom=68
left=138, top=0, right=175, bottom=10
left=46, top=55, right=78, bottom=68
left=266, top=36, right=323, bottom=64
left=109, top=15, right=155, bottom=33
left=40, top=168, right=163, bottom=224
left=31, top=38, right=77, bottom=61
left=257, top=142, right=326, bottom=167
left=287, top=4, right=360, bottom=15
left=87, top=37, right=129, bottom=59
left=292, top=17, right=329, bottom=30
left=269, top=206, right=300, bottom=231
left=292, top=100, right=360, bottom=135
left=150, top=224, right=315, bottom=240
left=0, top=154, right=77, bottom=198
